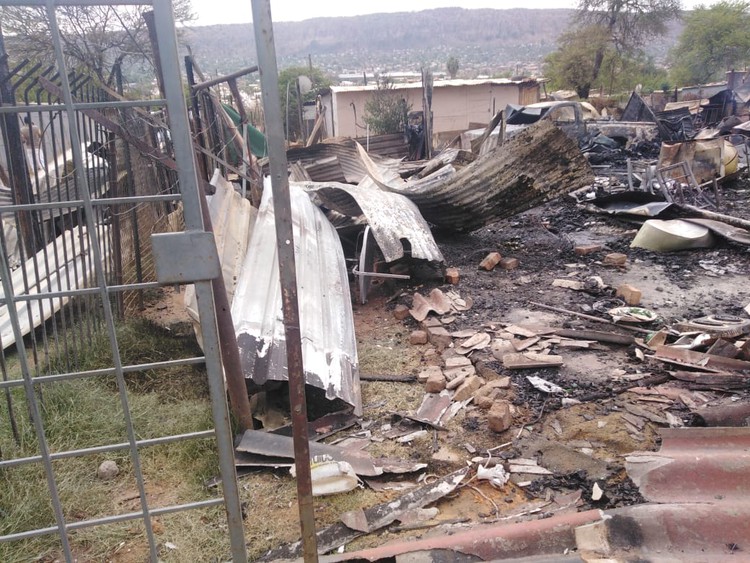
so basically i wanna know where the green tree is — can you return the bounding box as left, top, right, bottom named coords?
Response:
left=363, top=75, right=410, bottom=135
left=669, top=1, right=750, bottom=86
left=549, top=0, right=681, bottom=98
left=277, top=65, right=332, bottom=142
left=446, top=56, right=459, bottom=79
left=0, top=3, right=194, bottom=82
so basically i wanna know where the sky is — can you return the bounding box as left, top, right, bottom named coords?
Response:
left=191, top=0, right=721, bottom=26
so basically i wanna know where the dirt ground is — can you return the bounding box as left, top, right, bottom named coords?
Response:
left=141, top=175, right=750, bottom=560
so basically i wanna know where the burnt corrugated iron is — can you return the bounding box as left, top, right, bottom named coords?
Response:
left=359, top=120, right=595, bottom=232
left=314, top=428, right=750, bottom=562
left=231, top=180, right=361, bottom=414
left=303, top=177, right=444, bottom=264
left=625, top=427, right=750, bottom=503
left=281, top=141, right=399, bottom=184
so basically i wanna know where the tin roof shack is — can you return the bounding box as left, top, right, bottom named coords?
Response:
left=322, top=79, right=540, bottom=143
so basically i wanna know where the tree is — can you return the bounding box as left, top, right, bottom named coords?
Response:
left=277, top=65, right=332, bottom=142
left=446, top=56, right=459, bottom=79
left=547, top=0, right=681, bottom=98
left=669, top=1, right=750, bottom=86
left=363, top=75, right=410, bottom=135
left=0, top=3, right=194, bottom=83
left=545, top=25, right=669, bottom=97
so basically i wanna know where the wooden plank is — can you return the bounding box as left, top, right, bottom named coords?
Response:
left=654, top=345, right=750, bottom=372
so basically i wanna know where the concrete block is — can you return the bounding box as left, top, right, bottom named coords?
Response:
left=427, top=326, right=452, bottom=351
left=479, top=252, right=502, bottom=271
left=393, top=304, right=410, bottom=320
left=445, top=267, right=460, bottom=284
left=410, top=330, right=428, bottom=345
left=417, top=365, right=442, bottom=383
left=453, top=375, right=483, bottom=402
left=488, top=400, right=513, bottom=433
left=425, top=371, right=447, bottom=393
left=603, top=253, right=627, bottom=266
left=475, top=388, right=503, bottom=409
left=499, top=257, right=519, bottom=270
left=575, top=244, right=603, bottom=255
left=616, top=283, right=642, bottom=306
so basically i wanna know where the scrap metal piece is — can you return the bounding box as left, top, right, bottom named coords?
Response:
left=232, top=182, right=361, bottom=414
left=261, top=468, right=469, bottom=560
left=357, top=120, right=594, bottom=232
left=625, top=427, right=750, bottom=503
left=304, top=177, right=445, bottom=264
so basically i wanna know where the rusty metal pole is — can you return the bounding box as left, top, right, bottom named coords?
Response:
left=250, top=1, right=318, bottom=560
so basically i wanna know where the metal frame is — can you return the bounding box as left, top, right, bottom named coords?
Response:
left=0, top=1, right=247, bottom=561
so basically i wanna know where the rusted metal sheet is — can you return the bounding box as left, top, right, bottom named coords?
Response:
left=304, top=177, right=444, bottom=264
left=625, top=427, right=750, bottom=503
left=283, top=140, right=397, bottom=184
left=359, top=120, right=594, bottom=232
left=319, top=508, right=601, bottom=562
left=232, top=181, right=361, bottom=414
left=578, top=503, right=750, bottom=562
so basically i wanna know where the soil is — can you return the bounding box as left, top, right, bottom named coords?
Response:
left=142, top=175, right=750, bottom=560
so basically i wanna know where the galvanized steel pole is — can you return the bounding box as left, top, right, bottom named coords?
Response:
left=250, top=1, right=319, bottom=560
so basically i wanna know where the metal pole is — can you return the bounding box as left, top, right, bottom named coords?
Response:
left=250, top=1, right=319, bottom=560
left=185, top=56, right=209, bottom=181
left=150, top=2, right=248, bottom=561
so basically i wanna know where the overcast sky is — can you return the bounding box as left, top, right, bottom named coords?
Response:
left=191, top=0, right=721, bottom=26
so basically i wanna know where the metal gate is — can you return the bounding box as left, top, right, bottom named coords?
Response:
left=0, top=1, right=247, bottom=561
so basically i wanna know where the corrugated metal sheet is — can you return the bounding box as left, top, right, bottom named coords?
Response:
left=232, top=180, right=361, bottom=414
left=625, top=427, right=750, bottom=503
left=313, top=427, right=750, bottom=562
left=358, top=120, right=594, bottom=232
left=282, top=141, right=400, bottom=184
left=185, top=171, right=256, bottom=345
left=303, top=177, right=444, bottom=264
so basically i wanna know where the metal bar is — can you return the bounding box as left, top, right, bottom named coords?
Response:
left=151, top=2, right=247, bottom=561
left=0, top=194, right=182, bottom=213
left=185, top=56, right=209, bottom=181
left=46, top=6, right=160, bottom=560
left=251, top=1, right=318, bottom=560
left=0, top=281, right=162, bottom=304
left=0, top=356, right=207, bottom=390
left=0, top=430, right=216, bottom=469
left=0, top=100, right=167, bottom=113
left=192, top=65, right=259, bottom=92
left=0, top=499, right=224, bottom=543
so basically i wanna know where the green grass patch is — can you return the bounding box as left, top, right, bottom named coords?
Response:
left=0, top=318, right=222, bottom=561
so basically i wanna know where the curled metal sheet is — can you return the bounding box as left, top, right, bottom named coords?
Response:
left=232, top=181, right=361, bottom=414
left=358, top=120, right=594, bottom=232
left=302, top=177, right=444, bottom=264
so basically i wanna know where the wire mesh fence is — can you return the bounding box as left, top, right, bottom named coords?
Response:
left=0, top=1, right=246, bottom=561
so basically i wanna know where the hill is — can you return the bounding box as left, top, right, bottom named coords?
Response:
left=177, top=7, right=683, bottom=84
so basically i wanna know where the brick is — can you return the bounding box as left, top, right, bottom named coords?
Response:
left=417, top=365, right=442, bottom=383
left=475, top=388, right=503, bottom=409
left=603, top=253, right=627, bottom=266
left=454, top=375, right=483, bottom=402
left=479, top=252, right=502, bottom=271
left=425, top=371, right=447, bottom=393
left=445, top=355, right=472, bottom=368
left=475, top=378, right=511, bottom=399
left=616, top=283, right=642, bottom=306
left=444, top=365, right=475, bottom=381
left=393, top=304, right=410, bottom=320
left=488, top=401, right=513, bottom=433
left=445, top=267, right=460, bottom=284
left=446, top=372, right=468, bottom=390
left=499, top=257, right=519, bottom=270
left=575, top=244, right=603, bottom=256
left=410, top=330, right=428, bottom=345
left=426, top=326, right=452, bottom=351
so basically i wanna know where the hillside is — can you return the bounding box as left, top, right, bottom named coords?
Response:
left=176, top=7, right=683, bottom=84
